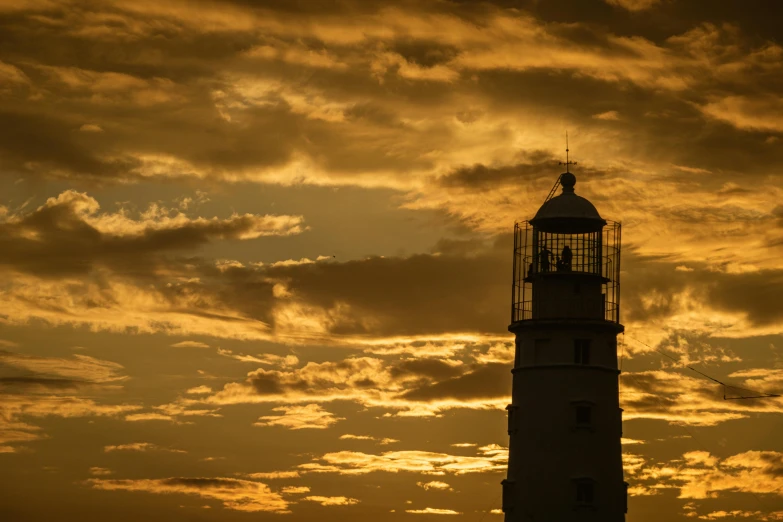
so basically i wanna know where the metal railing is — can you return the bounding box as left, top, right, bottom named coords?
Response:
left=511, top=221, right=621, bottom=325
left=519, top=255, right=615, bottom=281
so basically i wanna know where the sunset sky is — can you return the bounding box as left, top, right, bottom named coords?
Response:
left=1, top=0, right=783, bottom=520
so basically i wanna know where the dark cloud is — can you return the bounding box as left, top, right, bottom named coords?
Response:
left=161, top=477, right=246, bottom=489
left=0, top=376, right=85, bottom=390
left=402, top=363, right=510, bottom=401
left=0, top=109, right=139, bottom=181
left=266, top=249, right=510, bottom=336
left=0, top=191, right=303, bottom=277
left=623, top=252, right=783, bottom=327
left=388, top=359, right=465, bottom=381
left=436, top=150, right=616, bottom=191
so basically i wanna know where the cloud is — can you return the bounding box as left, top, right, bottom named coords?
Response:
left=0, top=231, right=513, bottom=344
left=621, top=368, right=783, bottom=426
left=298, top=444, right=507, bottom=476
left=0, top=350, right=138, bottom=451
left=280, top=486, right=310, bottom=495
left=103, top=442, right=186, bottom=453
left=593, top=110, right=621, bottom=120
left=201, top=353, right=509, bottom=416
left=245, top=471, right=301, bottom=480
left=170, top=341, right=210, bottom=349
left=89, top=467, right=113, bottom=476
left=694, top=509, right=783, bottom=520
left=626, top=450, right=783, bottom=502
left=302, top=495, right=359, bottom=506
left=604, top=0, right=663, bottom=11
left=124, top=413, right=175, bottom=422
left=417, top=481, right=453, bottom=491
left=87, top=477, right=290, bottom=513
left=406, top=508, right=461, bottom=515
left=218, top=348, right=299, bottom=366
left=6, top=0, right=772, bottom=190
left=0, top=350, right=126, bottom=384
left=0, top=395, right=140, bottom=451
left=253, top=404, right=344, bottom=430
left=79, top=123, right=103, bottom=132
left=185, top=385, right=213, bottom=395
left=339, top=434, right=398, bottom=445
left=699, top=95, right=783, bottom=132
left=0, top=190, right=306, bottom=277
left=0, top=60, right=29, bottom=86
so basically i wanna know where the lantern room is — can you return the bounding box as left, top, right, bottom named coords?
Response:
left=511, top=172, right=621, bottom=324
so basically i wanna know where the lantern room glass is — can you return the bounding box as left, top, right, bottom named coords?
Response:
left=511, top=220, right=621, bottom=324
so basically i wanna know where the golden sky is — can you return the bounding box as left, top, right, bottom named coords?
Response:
left=1, top=0, right=782, bottom=520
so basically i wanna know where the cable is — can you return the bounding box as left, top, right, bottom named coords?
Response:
left=625, top=336, right=781, bottom=400
left=622, top=335, right=781, bottom=516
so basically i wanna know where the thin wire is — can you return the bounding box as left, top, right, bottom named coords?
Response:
left=621, top=370, right=776, bottom=514
left=622, top=335, right=780, bottom=515
left=625, top=336, right=780, bottom=400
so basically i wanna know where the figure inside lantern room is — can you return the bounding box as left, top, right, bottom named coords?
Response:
left=539, top=247, right=553, bottom=272
left=561, top=245, right=572, bottom=271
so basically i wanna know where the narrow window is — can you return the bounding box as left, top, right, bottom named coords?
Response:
left=623, top=482, right=629, bottom=513
left=576, top=480, right=595, bottom=505
left=501, top=479, right=514, bottom=513
left=514, top=338, right=523, bottom=366
left=506, top=404, right=517, bottom=435
left=574, top=339, right=591, bottom=365
left=571, top=401, right=594, bottom=431
left=575, top=405, right=592, bottom=426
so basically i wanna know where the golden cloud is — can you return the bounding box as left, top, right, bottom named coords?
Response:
left=87, top=477, right=290, bottom=513
left=298, top=444, right=507, bottom=476
left=405, top=507, right=461, bottom=515
left=103, top=442, right=186, bottom=453
left=302, top=495, right=359, bottom=506
left=253, top=404, right=344, bottom=430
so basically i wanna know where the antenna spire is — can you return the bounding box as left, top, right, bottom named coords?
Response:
left=558, top=131, right=577, bottom=173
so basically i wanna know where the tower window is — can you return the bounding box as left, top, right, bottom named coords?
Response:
left=574, top=479, right=595, bottom=505
left=571, top=401, right=595, bottom=431
left=574, top=339, right=591, bottom=365
left=575, top=405, right=592, bottom=426
left=501, top=479, right=514, bottom=513
left=506, top=404, right=518, bottom=435
left=624, top=481, right=629, bottom=513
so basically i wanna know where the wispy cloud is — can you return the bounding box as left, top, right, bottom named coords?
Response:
left=87, top=477, right=290, bottom=513
left=299, top=444, right=507, bottom=476
left=254, top=404, right=343, bottom=430
left=103, top=442, right=186, bottom=453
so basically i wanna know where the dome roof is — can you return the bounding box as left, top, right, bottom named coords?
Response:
left=531, top=173, right=605, bottom=232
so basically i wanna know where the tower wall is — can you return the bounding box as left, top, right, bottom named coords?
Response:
left=504, top=323, right=625, bottom=522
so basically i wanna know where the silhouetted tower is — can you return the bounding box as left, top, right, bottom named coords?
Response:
left=502, top=171, right=627, bottom=521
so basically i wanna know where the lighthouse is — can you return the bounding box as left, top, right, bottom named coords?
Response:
left=502, top=170, right=627, bottom=521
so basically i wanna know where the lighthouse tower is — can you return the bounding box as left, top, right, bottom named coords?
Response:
left=502, top=171, right=627, bottom=521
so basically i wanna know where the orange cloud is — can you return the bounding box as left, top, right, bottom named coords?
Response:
left=87, top=477, right=290, bottom=513
left=406, top=507, right=461, bottom=515
left=253, top=404, right=344, bottom=430
left=299, top=444, right=507, bottom=476
left=103, top=442, right=186, bottom=453
left=302, top=495, right=359, bottom=506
